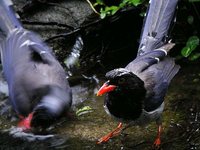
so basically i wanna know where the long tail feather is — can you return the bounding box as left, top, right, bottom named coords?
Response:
left=164, top=58, right=180, bottom=82
left=138, top=0, right=178, bottom=55
left=0, top=0, right=22, bottom=35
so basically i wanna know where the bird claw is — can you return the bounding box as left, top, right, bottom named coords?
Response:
left=152, top=138, right=161, bottom=149
left=97, top=123, right=122, bottom=144
left=97, top=133, right=112, bottom=144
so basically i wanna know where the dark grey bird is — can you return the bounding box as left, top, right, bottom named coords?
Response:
left=97, top=0, right=180, bottom=147
left=0, top=0, right=72, bottom=129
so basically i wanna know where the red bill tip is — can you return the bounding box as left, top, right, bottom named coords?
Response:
left=97, top=82, right=117, bottom=96
left=18, top=113, right=33, bottom=130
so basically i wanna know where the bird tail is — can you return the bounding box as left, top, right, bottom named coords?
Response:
left=0, top=0, right=22, bottom=36
left=161, top=57, right=180, bottom=83
left=138, top=0, right=178, bottom=55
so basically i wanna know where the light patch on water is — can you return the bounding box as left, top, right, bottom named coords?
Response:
left=4, top=127, right=55, bottom=142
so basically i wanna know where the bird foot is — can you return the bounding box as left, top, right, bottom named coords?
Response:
left=18, top=113, right=33, bottom=131
left=152, top=124, right=162, bottom=149
left=153, top=137, right=161, bottom=149
left=97, top=123, right=122, bottom=144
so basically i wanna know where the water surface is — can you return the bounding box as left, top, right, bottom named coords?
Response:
left=0, top=65, right=200, bottom=150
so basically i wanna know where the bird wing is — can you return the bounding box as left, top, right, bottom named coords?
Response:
left=126, top=50, right=180, bottom=111
left=126, top=48, right=167, bottom=74
left=1, top=29, right=68, bottom=115
left=1, top=29, right=55, bottom=82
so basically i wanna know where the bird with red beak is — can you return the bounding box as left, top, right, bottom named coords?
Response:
left=0, top=0, right=72, bottom=130
left=96, top=0, right=180, bottom=148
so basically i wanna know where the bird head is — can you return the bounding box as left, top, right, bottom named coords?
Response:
left=31, top=93, right=71, bottom=129
left=97, top=68, right=145, bottom=96
left=31, top=105, right=55, bottom=129
left=18, top=86, right=72, bottom=130
left=97, top=68, right=146, bottom=120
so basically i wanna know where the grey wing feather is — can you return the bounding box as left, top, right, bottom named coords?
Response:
left=126, top=49, right=167, bottom=73
left=1, top=29, right=68, bottom=115
left=126, top=49, right=180, bottom=111
left=140, top=57, right=180, bottom=111
left=1, top=29, right=55, bottom=81
left=0, top=0, right=21, bottom=34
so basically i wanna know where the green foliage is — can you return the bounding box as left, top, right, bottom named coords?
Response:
left=123, top=0, right=142, bottom=6
left=95, top=0, right=142, bottom=19
left=76, top=106, right=93, bottom=116
left=100, top=6, right=120, bottom=18
left=181, top=36, right=200, bottom=60
left=95, top=0, right=200, bottom=61
left=189, top=53, right=200, bottom=61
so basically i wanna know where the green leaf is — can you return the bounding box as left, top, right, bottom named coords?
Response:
left=76, top=106, right=93, bottom=116
left=100, top=6, right=119, bottom=19
left=110, top=6, right=119, bottom=15
left=186, top=36, right=199, bottom=48
left=130, top=0, right=142, bottom=6
left=123, top=0, right=142, bottom=6
left=98, top=0, right=142, bottom=19
left=181, top=47, right=192, bottom=57
left=189, top=53, right=200, bottom=61
left=181, top=36, right=199, bottom=57
left=100, top=11, right=107, bottom=19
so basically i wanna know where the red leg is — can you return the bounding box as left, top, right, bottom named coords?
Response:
left=97, top=122, right=123, bottom=144
left=153, top=124, right=162, bottom=148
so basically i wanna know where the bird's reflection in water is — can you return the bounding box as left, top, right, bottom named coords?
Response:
left=3, top=127, right=70, bottom=149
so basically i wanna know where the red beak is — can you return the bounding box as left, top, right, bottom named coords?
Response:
left=18, top=113, right=33, bottom=130
left=97, top=81, right=117, bottom=96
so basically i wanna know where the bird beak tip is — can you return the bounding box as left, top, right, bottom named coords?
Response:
left=96, top=93, right=102, bottom=96
left=96, top=82, right=116, bottom=96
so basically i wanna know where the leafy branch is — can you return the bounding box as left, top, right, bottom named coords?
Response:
left=181, top=36, right=200, bottom=60
left=93, top=0, right=143, bottom=18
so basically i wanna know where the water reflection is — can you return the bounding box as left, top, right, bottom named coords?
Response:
left=64, top=36, right=84, bottom=71
left=6, top=127, right=54, bottom=141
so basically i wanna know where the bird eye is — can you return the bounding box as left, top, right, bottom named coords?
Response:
left=118, top=78, right=125, bottom=84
